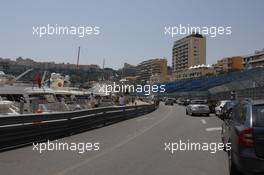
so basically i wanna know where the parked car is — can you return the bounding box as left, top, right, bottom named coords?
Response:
left=186, top=99, right=210, bottom=116
left=221, top=100, right=264, bottom=175
left=165, top=98, right=174, bottom=105
left=215, top=100, right=231, bottom=116
left=218, top=101, right=236, bottom=120
left=177, top=98, right=185, bottom=105
left=207, top=99, right=217, bottom=113
left=183, top=99, right=191, bottom=106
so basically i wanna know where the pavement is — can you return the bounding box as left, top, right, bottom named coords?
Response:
left=0, top=103, right=229, bottom=175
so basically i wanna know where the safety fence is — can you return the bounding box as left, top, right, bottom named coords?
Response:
left=0, top=104, right=157, bottom=151
left=210, top=87, right=264, bottom=101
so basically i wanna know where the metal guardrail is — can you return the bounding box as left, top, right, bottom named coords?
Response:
left=0, top=104, right=157, bottom=151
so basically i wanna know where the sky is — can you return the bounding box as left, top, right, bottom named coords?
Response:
left=0, top=0, right=263, bottom=69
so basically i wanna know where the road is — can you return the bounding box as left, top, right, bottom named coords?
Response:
left=0, top=103, right=229, bottom=175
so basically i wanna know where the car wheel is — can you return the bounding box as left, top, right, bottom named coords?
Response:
left=228, top=150, right=240, bottom=175
left=186, top=110, right=188, bottom=115
left=206, top=113, right=210, bottom=117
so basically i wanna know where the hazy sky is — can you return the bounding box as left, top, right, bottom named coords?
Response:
left=0, top=0, right=263, bottom=69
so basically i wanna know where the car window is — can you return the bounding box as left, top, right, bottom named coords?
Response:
left=253, top=105, right=264, bottom=127
left=232, top=104, right=247, bottom=124
left=191, top=100, right=206, bottom=104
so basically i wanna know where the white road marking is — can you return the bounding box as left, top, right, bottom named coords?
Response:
left=201, top=119, right=207, bottom=125
left=206, top=127, right=222, bottom=132
left=137, top=117, right=149, bottom=121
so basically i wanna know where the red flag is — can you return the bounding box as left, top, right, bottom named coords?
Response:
left=34, top=73, right=41, bottom=88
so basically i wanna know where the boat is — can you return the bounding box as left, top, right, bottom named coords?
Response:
left=0, top=97, right=19, bottom=116
left=0, top=84, right=69, bottom=114
left=0, top=70, right=70, bottom=114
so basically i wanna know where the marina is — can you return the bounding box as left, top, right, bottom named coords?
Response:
left=0, top=70, right=152, bottom=116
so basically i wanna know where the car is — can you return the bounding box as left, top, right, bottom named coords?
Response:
left=221, top=100, right=264, bottom=175
left=183, top=99, right=191, bottom=106
left=186, top=99, right=210, bottom=116
left=218, top=101, right=236, bottom=120
left=173, top=98, right=177, bottom=103
left=215, top=100, right=231, bottom=116
left=177, top=98, right=185, bottom=105
left=161, top=97, right=166, bottom=102
left=207, top=99, right=217, bottom=113
left=165, top=98, right=174, bottom=105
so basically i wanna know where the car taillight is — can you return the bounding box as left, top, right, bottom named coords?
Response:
left=239, top=128, right=254, bottom=147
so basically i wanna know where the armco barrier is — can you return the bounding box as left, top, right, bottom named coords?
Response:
left=0, top=104, right=157, bottom=151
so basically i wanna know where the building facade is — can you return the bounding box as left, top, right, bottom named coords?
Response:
left=243, top=49, right=264, bottom=69
left=213, top=56, right=243, bottom=74
left=173, top=65, right=215, bottom=80
left=136, top=58, right=168, bottom=83
left=172, top=33, right=206, bottom=73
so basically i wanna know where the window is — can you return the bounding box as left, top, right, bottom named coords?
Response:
left=232, top=104, right=247, bottom=124
left=253, top=105, right=264, bottom=126
left=0, top=94, right=23, bottom=102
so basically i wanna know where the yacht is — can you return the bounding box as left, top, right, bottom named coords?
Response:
left=48, top=73, right=91, bottom=110
left=0, top=97, right=19, bottom=116
left=0, top=70, right=68, bottom=114
left=0, top=84, right=68, bottom=114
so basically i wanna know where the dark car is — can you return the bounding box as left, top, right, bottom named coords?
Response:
left=165, top=98, right=174, bottom=105
left=221, top=100, right=264, bottom=175
left=219, top=101, right=236, bottom=120
left=183, top=99, right=191, bottom=106
left=207, top=99, right=217, bottom=113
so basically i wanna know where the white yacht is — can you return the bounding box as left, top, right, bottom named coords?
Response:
left=0, top=70, right=68, bottom=114
left=0, top=84, right=68, bottom=114
left=0, top=97, right=19, bottom=116
left=48, top=73, right=91, bottom=110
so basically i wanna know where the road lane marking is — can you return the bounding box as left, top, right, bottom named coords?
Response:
left=54, top=106, right=173, bottom=175
left=137, top=117, right=155, bottom=122
left=201, top=119, right=207, bottom=125
left=206, top=127, right=222, bottom=132
left=137, top=117, right=149, bottom=121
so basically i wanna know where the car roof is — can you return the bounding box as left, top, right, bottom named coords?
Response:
left=252, top=100, right=264, bottom=105
left=192, top=99, right=206, bottom=102
left=221, top=100, right=231, bottom=103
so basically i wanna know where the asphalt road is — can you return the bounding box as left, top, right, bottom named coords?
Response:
left=0, top=103, right=229, bottom=175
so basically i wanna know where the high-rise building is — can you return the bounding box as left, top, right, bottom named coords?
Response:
left=172, top=33, right=206, bottom=73
left=136, top=58, right=168, bottom=83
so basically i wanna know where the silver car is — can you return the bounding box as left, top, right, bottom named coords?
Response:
left=186, top=100, right=210, bottom=116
